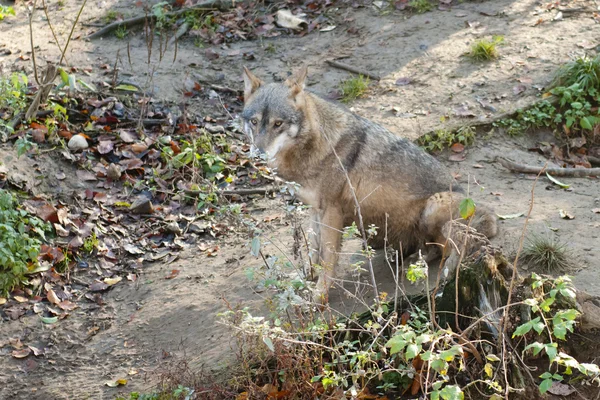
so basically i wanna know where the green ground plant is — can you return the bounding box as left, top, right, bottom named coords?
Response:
left=0, top=5, right=16, bottom=21
left=340, top=75, right=369, bottom=103
left=0, top=189, right=52, bottom=295
left=0, top=73, right=29, bottom=137
left=496, top=55, right=600, bottom=139
left=418, top=126, right=476, bottom=152
left=409, top=0, right=432, bottom=14
left=468, top=36, right=504, bottom=61
left=522, top=234, right=572, bottom=273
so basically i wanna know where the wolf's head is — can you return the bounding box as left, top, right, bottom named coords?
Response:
left=241, top=67, right=309, bottom=162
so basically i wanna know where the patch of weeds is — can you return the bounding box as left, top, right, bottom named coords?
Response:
left=0, top=73, right=29, bottom=138
left=516, top=274, right=600, bottom=394
left=115, top=25, right=128, bottom=40
left=521, top=234, right=572, bottom=273
left=551, top=54, right=600, bottom=92
left=115, top=385, right=194, bottom=400
left=495, top=77, right=599, bottom=137
left=104, top=10, right=119, bottom=24
left=0, top=189, right=52, bottom=295
left=417, top=126, right=475, bottom=152
left=264, top=42, right=277, bottom=54
left=409, top=0, right=432, bottom=14
left=83, top=231, right=99, bottom=254
left=468, top=35, right=504, bottom=61
left=0, top=4, right=16, bottom=21
left=340, top=75, right=369, bottom=103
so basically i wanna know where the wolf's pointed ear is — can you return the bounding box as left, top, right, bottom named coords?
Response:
left=285, top=65, right=308, bottom=96
left=243, top=66, right=263, bottom=102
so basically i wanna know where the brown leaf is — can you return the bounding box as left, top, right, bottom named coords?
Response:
left=36, top=204, right=59, bottom=223
left=13, top=295, right=28, bottom=303
left=47, top=289, right=60, bottom=305
left=58, top=300, right=78, bottom=311
left=165, top=269, right=180, bottom=279
left=450, top=143, right=465, bottom=153
left=76, top=170, right=97, bottom=181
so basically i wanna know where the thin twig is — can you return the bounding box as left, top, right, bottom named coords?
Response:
left=326, top=60, right=381, bottom=81
left=326, top=139, right=380, bottom=307
left=496, top=156, right=600, bottom=177
left=86, top=0, right=241, bottom=39
left=501, top=162, right=547, bottom=337
left=29, top=0, right=40, bottom=85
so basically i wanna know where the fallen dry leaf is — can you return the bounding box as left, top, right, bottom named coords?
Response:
left=47, top=289, right=60, bottom=305
left=165, top=269, right=180, bottom=280
left=559, top=209, right=575, bottom=220
left=12, top=348, right=32, bottom=359
left=13, top=296, right=28, bottom=303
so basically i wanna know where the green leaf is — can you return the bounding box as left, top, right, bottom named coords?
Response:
left=250, top=237, right=261, bottom=257
left=486, top=354, right=501, bottom=362
left=58, top=68, right=69, bottom=84
left=512, top=321, right=533, bottom=338
left=532, top=320, right=545, bottom=334
left=41, top=316, right=58, bottom=324
left=570, top=102, right=583, bottom=109
left=262, top=336, right=274, bottom=352
left=559, top=288, right=576, bottom=299
left=553, top=324, right=567, bottom=340
left=539, top=378, right=553, bottom=394
left=439, top=384, right=464, bottom=400
left=497, top=212, right=524, bottom=220
left=77, top=79, right=97, bottom=92
left=546, top=172, right=570, bottom=188
left=459, top=198, right=476, bottom=220
left=484, top=363, right=493, bottom=378
left=405, top=343, right=420, bottom=360
left=525, top=342, right=545, bottom=356
left=115, top=84, right=139, bottom=92
left=545, top=343, right=558, bottom=361
left=580, top=116, right=593, bottom=130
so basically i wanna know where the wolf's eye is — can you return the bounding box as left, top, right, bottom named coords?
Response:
left=250, top=119, right=258, bottom=126
left=274, top=121, right=283, bottom=127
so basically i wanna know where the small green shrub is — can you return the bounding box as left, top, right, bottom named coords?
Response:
left=340, top=75, right=369, bottom=103
left=0, top=190, right=51, bottom=295
left=551, top=54, right=600, bottom=93
left=0, top=5, right=16, bottom=21
left=468, top=36, right=504, bottom=61
left=409, top=0, right=432, bottom=14
left=522, top=234, right=572, bottom=273
left=0, top=73, right=29, bottom=137
left=418, top=126, right=476, bottom=152
left=115, top=25, right=128, bottom=39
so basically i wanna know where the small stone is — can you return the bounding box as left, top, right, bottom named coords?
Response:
left=68, top=134, right=89, bottom=151
left=130, top=197, right=153, bottom=214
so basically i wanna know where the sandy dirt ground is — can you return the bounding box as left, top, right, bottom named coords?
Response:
left=1, top=0, right=599, bottom=398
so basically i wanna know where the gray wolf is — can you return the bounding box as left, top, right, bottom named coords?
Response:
left=241, top=66, right=498, bottom=303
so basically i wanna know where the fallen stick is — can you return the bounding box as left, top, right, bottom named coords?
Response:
left=326, top=60, right=381, bottom=81
left=193, top=74, right=243, bottom=95
left=86, top=0, right=243, bottom=40
left=496, top=157, right=600, bottom=177
left=184, top=188, right=275, bottom=197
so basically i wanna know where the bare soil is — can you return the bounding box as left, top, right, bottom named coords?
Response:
left=1, top=0, right=599, bottom=399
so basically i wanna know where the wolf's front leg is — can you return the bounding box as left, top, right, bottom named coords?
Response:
left=312, top=206, right=344, bottom=304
